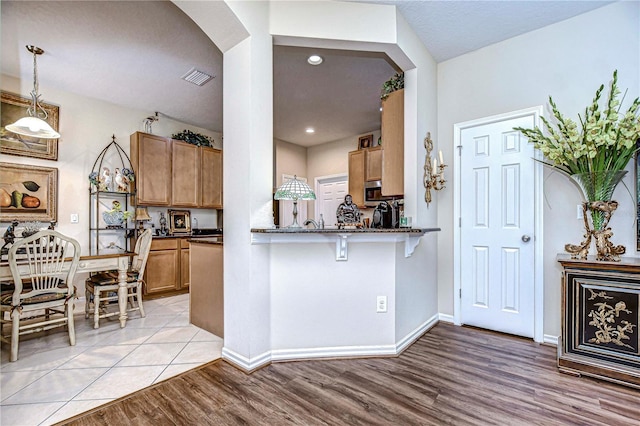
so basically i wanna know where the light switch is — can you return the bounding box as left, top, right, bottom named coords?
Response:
left=70, top=213, right=79, bottom=223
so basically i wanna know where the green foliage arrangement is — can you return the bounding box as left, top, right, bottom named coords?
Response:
left=514, top=70, right=640, bottom=177
left=380, top=73, right=404, bottom=100
left=172, top=129, right=215, bottom=148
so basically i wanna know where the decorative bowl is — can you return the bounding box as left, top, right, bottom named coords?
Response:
left=103, top=210, right=125, bottom=228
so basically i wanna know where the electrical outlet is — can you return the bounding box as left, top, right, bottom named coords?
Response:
left=376, top=296, right=387, bottom=313
left=577, top=204, right=583, bottom=220
left=70, top=213, right=79, bottom=224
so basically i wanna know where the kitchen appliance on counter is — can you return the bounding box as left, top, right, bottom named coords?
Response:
left=371, top=201, right=401, bottom=229
left=364, top=180, right=398, bottom=207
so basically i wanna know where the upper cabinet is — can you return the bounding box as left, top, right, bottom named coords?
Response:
left=130, top=132, right=222, bottom=208
left=200, top=147, right=223, bottom=209
left=381, top=89, right=404, bottom=196
left=130, top=132, right=172, bottom=206
left=172, top=141, right=200, bottom=207
left=348, top=149, right=365, bottom=207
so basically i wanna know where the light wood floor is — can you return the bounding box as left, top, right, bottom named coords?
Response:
left=60, top=323, right=640, bottom=425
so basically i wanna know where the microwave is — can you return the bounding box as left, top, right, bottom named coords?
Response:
left=364, top=180, right=397, bottom=207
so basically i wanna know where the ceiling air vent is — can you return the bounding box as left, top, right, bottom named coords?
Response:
left=181, top=68, right=214, bottom=86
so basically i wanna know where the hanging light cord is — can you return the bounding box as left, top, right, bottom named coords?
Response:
left=27, top=45, right=48, bottom=120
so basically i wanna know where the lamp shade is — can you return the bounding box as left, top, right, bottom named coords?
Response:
left=274, top=175, right=316, bottom=201
left=135, top=207, right=152, bottom=221
left=5, top=116, right=60, bottom=139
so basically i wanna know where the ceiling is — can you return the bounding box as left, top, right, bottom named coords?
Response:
left=1, top=1, right=612, bottom=147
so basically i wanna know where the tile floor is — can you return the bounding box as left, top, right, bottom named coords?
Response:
left=0, top=293, right=223, bottom=426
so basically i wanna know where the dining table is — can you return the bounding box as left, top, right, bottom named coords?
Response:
left=0, top=252, right=135, bottom=328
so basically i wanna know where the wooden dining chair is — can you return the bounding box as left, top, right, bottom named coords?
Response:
left=85, top=229, right=152, bottom=329
left=0, top=230, right=81, bottom=362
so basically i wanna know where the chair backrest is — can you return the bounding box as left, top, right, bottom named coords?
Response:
left=130, top=229, right=152, bottom=278
left=8, top=230, right=81, bottom=306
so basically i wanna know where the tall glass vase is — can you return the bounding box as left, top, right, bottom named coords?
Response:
left=567, top=171, right=627, bottom=261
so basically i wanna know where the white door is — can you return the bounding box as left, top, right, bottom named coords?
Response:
left=315, top=174, right=348, bottom=227
left=459, top=113, right=538, bottom=338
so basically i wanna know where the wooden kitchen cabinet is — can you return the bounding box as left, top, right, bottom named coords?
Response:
left=180, top=238, right=190, bottom=289
left=348, top=149, right=365, bottom=207
left=200, top=147, right=223, bottom=208
left=131, top=132, right=222, bottom=208
left=144, top=239, right=179, bottom=295
left=130, top=132, right=172, bottom=206
left=143, top=237, right=191, bottom=298
left=381, top=89, right=404, bottom=196
left=171, top=141, right=200, bottom=207
left=348, top=146, right=383, bottom=208
left=366, top=146, right=382, bottom=181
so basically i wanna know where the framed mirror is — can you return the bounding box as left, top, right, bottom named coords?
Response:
left=637, top=139, right=640, bottom=251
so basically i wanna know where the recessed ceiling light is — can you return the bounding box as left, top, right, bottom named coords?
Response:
left=307, top=55, right=323, bottom=65
left=305, top=128, right=315, bottom=134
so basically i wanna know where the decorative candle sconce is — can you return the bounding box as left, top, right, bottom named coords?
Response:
left=423, top=132, right=447, bottom=205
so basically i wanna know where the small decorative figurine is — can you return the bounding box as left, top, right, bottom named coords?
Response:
left=158, top=212, right=168, bottom=236
left=114, top=168, right=130, bottom=192
left=2, top=220, right=19, bottom=251
left=336, top=194, right=361, bottom=228
left=100, top=167, right=112, bottom=192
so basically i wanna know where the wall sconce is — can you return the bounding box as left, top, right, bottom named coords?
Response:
left=423, top=132, right=447, bottom=205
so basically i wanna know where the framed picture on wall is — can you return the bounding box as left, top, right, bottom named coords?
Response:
left=169, top=209, right=191, bottom=234
left=0, top=91, right=59, bottom=160
left=358, top=134, right=373, bottom=150
left=0, top=162, right=58, bottom=222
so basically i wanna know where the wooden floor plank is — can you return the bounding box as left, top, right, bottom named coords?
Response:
left=59, top=323, right=640, bottom=425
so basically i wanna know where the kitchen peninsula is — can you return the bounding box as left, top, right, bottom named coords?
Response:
left=247, top=226, right=440, bottom=363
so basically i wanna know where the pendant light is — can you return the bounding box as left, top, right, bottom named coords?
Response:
left=5, top=45, right=60, bottom=139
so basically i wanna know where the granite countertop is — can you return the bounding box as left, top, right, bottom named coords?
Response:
left=188, top=237, right=223, bottom=245
left=251, top=227, right=439, bottom=234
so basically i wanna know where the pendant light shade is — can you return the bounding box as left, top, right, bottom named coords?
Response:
left=6, top=116, right=59, bottom=139
left=5, top=45, right=60, bottom=139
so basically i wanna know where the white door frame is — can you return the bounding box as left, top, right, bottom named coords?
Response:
left=453, top=106, right=544, bottom=342
left=314, top=173, right=348, bottom=219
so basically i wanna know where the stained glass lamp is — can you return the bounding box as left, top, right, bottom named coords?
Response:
left=274, top=175, right=316, bottom=228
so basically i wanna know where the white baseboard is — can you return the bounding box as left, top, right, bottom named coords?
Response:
left=438, top=313, right=454, bottom=323
left=543, top=334, right=559, bottom=346
left=223, top=313, right=443, bottom=367
left=221, top=347, right=271, bottom=373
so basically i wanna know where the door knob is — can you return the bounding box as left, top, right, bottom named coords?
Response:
left=522, top=235, right=531, bottom=243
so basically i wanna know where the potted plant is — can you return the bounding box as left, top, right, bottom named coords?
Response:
left=514, top=70, right=640, bottom=261
left=172, top=129, right=215, bottom=147
left=380, top=72, right=404, bottom=100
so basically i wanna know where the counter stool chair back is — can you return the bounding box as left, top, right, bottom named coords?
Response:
left=85, top=229, right=152, bottom=329
left=1, top=230, right=81, bottom=362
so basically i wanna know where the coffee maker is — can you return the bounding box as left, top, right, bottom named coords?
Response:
left=372, top=201, right=401, bottom=229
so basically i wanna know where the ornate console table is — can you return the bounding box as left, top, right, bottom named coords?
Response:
left=558, top=255, right=640, bottom=389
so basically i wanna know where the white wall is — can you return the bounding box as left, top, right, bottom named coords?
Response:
left=1, top=73, right=222, bottom=249
left=275, top=138, right=307, bottom=187
left=437, top=1, right=640, bottom=337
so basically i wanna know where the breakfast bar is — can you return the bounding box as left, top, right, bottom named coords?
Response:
left=248, top=227, right=441, bottom=361
left=251, top=227, right=438, bottom=260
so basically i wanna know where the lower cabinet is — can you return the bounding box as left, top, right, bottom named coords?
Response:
left=144, top=237, right=190, bottom=297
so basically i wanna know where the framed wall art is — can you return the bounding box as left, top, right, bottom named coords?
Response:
left=169, top=209, right=191, bottom=234
left=0, top=162, right=58, bottom=222
left=1, top=91, right=59, bottom=160
left=358, top=134, right=373, bottom=150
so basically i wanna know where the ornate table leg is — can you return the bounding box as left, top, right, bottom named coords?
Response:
left=117, top=257, right=128, bottom=328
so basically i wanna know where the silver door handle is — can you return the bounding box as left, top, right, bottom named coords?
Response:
left=522, top=235, right=531, bottom=243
